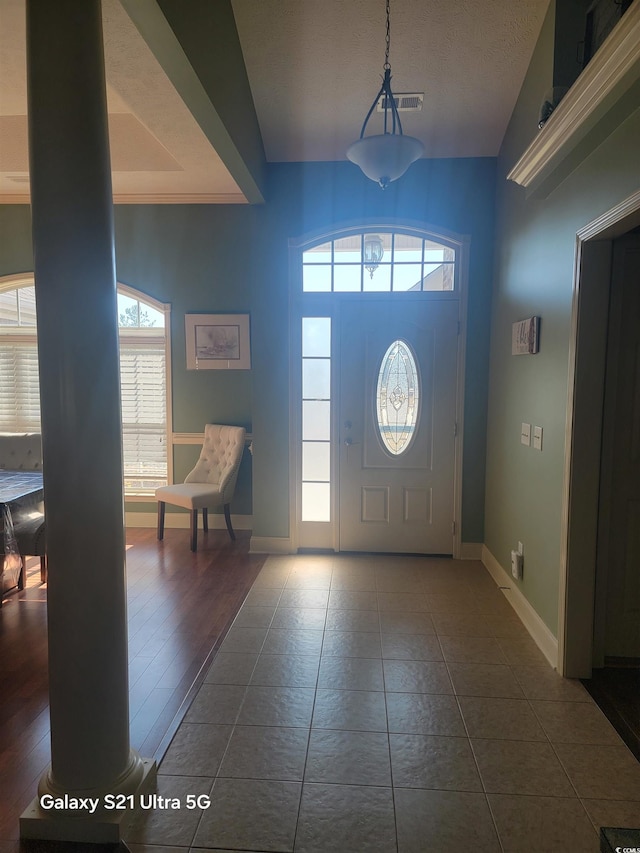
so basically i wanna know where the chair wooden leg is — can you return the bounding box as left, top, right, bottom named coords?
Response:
left=40, top=555, right=47, bottom=584
left=157, top=501, right=165, bottom=541
left=18, top=557, right=25, bottom=590
left=224, top=503, right=235, bottom=541
left=202, top=507, right=208, bottom=532
left=190, top=509, right=198, bottom=552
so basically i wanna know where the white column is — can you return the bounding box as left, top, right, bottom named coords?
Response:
left=20, top=0, right=154, bottom=842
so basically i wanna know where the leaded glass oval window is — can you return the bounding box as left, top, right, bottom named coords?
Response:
left=376, top=339, right=420, bottom=455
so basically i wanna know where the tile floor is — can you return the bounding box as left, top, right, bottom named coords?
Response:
left=125, top=555, right=640, bottom=853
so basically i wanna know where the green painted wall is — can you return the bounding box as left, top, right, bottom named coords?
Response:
left=485, top=0, right=640, bottom=635
left=0, top=205, right=33, bottom=271
left=1, top=156, right=497, bottom=542
left=114, top=204, right=258, bottom=518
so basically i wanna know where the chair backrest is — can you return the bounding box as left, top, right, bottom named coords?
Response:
left=185, top=424, right=246, bottom=502
left=0, top=432, right=43, bottom=471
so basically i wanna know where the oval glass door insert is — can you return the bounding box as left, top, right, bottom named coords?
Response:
left=376, top=339, right=420, bottom=455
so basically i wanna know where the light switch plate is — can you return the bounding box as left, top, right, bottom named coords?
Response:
left=521, top=423, right=531, bottom=446
left=533, top=425, right=543, bottom=450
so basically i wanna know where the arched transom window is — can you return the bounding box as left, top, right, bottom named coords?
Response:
left=302, top=232, right=456, bottom=293
left=0, top=277, right=170, bottom=494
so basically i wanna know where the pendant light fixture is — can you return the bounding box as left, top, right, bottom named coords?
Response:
left=363, top=234, right=384, bottom=277
left=347, top=0, right=424, bottom=189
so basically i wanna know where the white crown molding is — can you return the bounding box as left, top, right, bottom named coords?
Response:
left=112, top=193, right=249, bottom=205
left=507, top=0, right=640, bottom=191
left=0, top=193, right=249, bottom=205
left=0, top=195, right=31, bottom=205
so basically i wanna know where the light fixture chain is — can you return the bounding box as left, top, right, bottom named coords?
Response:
left=384, top=0, right=391, bottom=69
left=346, top=0, right=424, bottom=188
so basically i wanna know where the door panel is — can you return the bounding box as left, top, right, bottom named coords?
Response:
left=338, top=298, right=458, bottom=554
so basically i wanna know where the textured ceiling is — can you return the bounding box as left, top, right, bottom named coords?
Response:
left=0, top=0, right=551, bottom=203
left=0, top=0, right=244, bottom=203
left=232, top=0, right=551, bottom=161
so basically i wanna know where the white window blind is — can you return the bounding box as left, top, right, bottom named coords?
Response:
left=119, top=338, right=167, bottom=491
left=0, top=283, right=169, bottom=495
left=0, top=340, right=41, bottom=432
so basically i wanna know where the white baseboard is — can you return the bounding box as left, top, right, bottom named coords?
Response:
left=249, top=536, right=294, bottom=554
left=125, top=511, right=252, bottom=530
left=459, top=542, right=483, bottom=560
left=481, top=545, right=558, bottom=669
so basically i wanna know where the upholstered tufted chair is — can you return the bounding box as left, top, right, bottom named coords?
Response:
left=155, top=424, right=246, bottom=552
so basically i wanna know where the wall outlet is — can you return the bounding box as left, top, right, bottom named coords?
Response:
left=521, top=423, right=531, bottom=446
left=511, top=549, right=524, bottom=579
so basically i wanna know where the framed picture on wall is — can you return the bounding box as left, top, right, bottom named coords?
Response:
left=512, top=316, right=540, bottom=355
left=185, top=313, right=251, bottom=370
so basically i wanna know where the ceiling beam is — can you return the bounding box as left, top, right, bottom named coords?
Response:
left=119, top=0, right=266, bottom=204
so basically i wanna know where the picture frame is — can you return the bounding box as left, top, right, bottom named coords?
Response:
left=185, top=313, right=251, bottom=370
left=512, top=316, right=540, bottom=355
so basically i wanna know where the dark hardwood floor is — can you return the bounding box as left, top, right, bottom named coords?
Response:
left=0, top=527, right=266, bottom=849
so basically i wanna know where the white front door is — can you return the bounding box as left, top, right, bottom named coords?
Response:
left=338, top=298, right=458, bottom=553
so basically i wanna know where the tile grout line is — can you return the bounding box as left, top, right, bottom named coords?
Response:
left=377, top=585, right=401, bottom=853
left=289, top=570, right=328, bottom=853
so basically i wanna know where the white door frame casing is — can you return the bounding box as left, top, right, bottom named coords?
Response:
left=559, top=189, right=640, bottom=677
left=288, top=220, right=470, bottom=559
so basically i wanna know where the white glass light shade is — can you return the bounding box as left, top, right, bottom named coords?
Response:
left=347, top=133, right=424, bottom=188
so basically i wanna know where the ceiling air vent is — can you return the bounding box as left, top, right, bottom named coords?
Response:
left=376, top=92, right=424, bottom=113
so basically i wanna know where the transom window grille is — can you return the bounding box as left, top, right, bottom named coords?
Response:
left=302, top=232, right=456, bottom=293
left=0, top=280, right=170, bottom=494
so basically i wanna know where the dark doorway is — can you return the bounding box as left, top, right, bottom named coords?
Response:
left=583, top=228, right=640, bottom=760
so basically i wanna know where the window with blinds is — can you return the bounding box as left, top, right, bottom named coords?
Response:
left=0, top=281, right=170, bottom=495
left=0, top=339, right=40, bottom=432
left=119, top=335, right=167, bottom=491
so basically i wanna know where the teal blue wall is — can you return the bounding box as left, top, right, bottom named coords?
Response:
left=110, top=158, right=497, bottom=539
left=1, top=156, right=497, bottom=541
left=485, top=0, right=640, bottom=634
left=252, top=159, right=497, bottom=540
